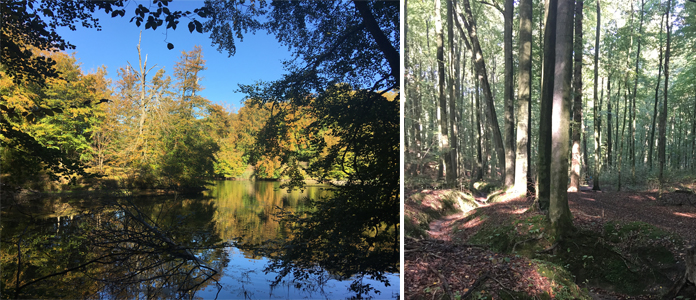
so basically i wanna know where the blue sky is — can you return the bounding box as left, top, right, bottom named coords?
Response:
left=55, top=1, right=293, bottom=113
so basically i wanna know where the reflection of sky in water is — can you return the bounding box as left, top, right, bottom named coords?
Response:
left=200, top=181, right=400, bottom=299
left=197, top=247, right=399, bottom=299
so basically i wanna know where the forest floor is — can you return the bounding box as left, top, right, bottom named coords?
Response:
left=405, top=185, right=696, bottom=300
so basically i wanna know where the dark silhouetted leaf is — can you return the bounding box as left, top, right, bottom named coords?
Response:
left=188, top=21, right=195, bottom=33
left=167, top=43, right=174, bottom=50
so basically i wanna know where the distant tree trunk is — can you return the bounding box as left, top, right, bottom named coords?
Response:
left=692, top=88, right=696, bottom=170
left=594, top=78, right=603, bottom=190
left=618, top=86, right=629, bottom=192
left=504, top=0, right=516, bottom=188
left=631, top=0, right=644, bottom=181
left=434, top=0, right=452, bottom=184
left=658, top=0, right=671, bottom=197
left=606, top=71, right=613, bottom=168
left=649, top=13, right=664, bottom=171
left=459, top=0, right=506, bottom=180
left=474, top=64, right=483, bottom=181
left=538, top=0, right=557, bottom=212
left=592, top=0, right=602, bottom=191
left=515, top=0, right=532, bottom=193
left=550, top=0, right=575, bottom=239
left=569, top=0, right=583, bottom=192
left=448, top=0, right=458, bottom=184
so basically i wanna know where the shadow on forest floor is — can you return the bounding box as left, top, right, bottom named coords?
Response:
left=405, top=186, right=696, bottom=300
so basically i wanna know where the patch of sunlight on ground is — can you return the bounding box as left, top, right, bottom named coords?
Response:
left=674, top=212, right=696, bottom=218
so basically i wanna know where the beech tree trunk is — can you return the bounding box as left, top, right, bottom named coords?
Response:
left=630, top=0, right=644, bottom=181
left=434, top=0, right=452, bottom=184
left=592, top=0, right=602, bottom=191
left=569, top=0, right=583, bottom=192
left=659, top=0, right=671, bottom=197
left=459, top=0, right=506, bottom=180
left=550, top=0, right=575, bottom=239
left=537, top=0, right=558, bottom=212
left=504, top=0, right=516, bottom=188
left=649, top=13, right=664, bottom=171
left=515, top=0, right=532, bottom=193
left=447, top=0, right=458, bottom=184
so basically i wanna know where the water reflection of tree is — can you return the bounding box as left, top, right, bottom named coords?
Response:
left=1, top=196, right=228, bottom=299
left=210, top=181, right=322, bottom=248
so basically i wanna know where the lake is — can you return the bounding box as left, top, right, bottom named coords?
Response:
left=0, top=181, right=399, bottom=299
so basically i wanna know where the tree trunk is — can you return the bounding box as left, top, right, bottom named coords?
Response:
left=458, top=0, right=506, bottom=181
left=537, top=0, right=557, bottom=212
left=448, top=0, right=458, bottom=184
left=474, top=64, right=483, bottom=181
left=592, top=0, right=602, bottom=191
left=434, top=0, right=452, bottom=184
left=658, top=0, right=671, bottom=198
left=618, top=85, right=629, bottom=192
left=607, top=71, right=613, bottom=168
left=649, top=13, right=664, bottom=171
left=550, top=0, right=575, bottom=239
left=630, top=0, right=644, bottom=181
left=515, top=0, right=532, bottom=193
left=504, top=0, right=516, bottom=188
left=569, top=0, right=583, bottom=192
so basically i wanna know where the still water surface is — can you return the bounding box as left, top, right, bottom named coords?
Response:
left=0, top=181, right=399, bottom=299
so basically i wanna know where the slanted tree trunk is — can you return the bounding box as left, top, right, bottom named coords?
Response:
left=569, top=0, right=583, bottom=192
left=592, top=0, right=602, bottom=191
left=550, top=0, right=575, bottom=239
left=515, top=0, right=532, bottom=193
left=458, top=0, right=506, bottom=181
left=538, top=0, right=558, bottom=212
left=504, top=0, right=516, bottom=188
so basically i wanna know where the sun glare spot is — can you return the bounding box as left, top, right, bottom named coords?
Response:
left=674, top=212, right=696, bottom=218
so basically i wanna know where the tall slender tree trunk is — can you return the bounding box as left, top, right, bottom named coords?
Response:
left=592, top=0, right=602, bottom=190
left=550, top=0, right=575, bottom=239
left=515, top=0, right=532, bottom=193
left=458, top=0, right=506, bottom=180
left=659, top=0, right=672, bottom=198
left=474, top=63, right=483, bottom=181
left=448, top=0, right=458, bottom=184
left=504, top=0, right=516, bottom=188
left=631, top=0, right=644, bottom=181
left=692, top=88, right=696, bottom=170
left=618, top=85, right=629, bottom=192
left=538, top=0, right=558, bottom=212
left=607, top=71, right=613, bottom=168
left=649, top=13, right=664, bottom=171
left=569, top=0, right=583, bottom=192
left=434, top=0, right=452, bottom=184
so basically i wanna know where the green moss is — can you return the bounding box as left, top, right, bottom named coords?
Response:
left=405, top=217, right=427, bottom=238
left=469, top=225, right=514, bottom=253
left=534, top=260, right=592, bottom=300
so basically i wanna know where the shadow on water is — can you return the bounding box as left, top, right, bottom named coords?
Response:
left=1, top=181, right=399, bottom=299
left=1, top=193, right=229, bottom=299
